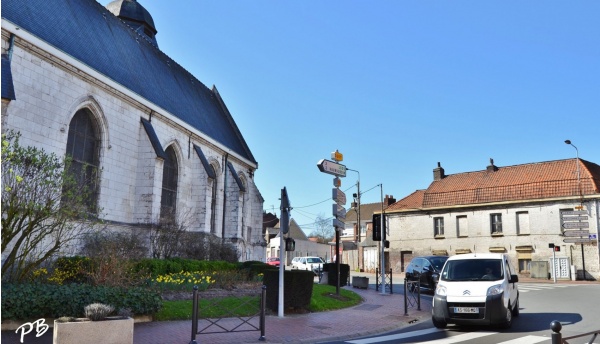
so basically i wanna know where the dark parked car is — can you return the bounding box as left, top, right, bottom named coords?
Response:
left=405, top=255, right=449, bottom=292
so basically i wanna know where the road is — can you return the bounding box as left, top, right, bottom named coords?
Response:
left=324, top=282, right=600, bottom=344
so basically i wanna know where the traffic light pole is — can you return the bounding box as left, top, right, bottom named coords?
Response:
left=379, top=183, right=386, bottom=295
left=279, top=187, right=290, bottom=318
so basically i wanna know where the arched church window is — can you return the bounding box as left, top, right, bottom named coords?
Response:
left=65, top=108, right=100, bottom=212
left=160, top=146, right=178, bottom=218
left=209, top=164, right=217, bottom=234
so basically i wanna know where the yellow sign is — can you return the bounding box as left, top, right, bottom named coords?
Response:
left=331, top=150, right=343, bottom=162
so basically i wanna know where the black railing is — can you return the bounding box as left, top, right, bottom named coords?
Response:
left=550, top=320, right=599, bottom=344
left=375, top=268, right=393, bottom=294
left=404, top=278, right=421, bottom=315
left=189, top=285, right=266, bottom=344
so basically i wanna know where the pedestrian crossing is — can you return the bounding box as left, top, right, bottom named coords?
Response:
left=345, top=329, right=551, bottom=344
left=518, top=283, right=582, bottom=293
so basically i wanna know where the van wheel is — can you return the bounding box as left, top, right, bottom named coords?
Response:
left=501, top=303, right=513, bottom=329
left=432, top=317, right=447, bottom=329
left=512, top=297, right=520, bottom=317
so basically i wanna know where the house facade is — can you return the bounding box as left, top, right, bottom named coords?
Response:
left=385, top=159, right=600, bottom=280
left=1, top=0, right=265, bottom=261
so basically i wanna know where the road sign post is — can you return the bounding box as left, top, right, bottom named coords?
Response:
left=318, top=151, right=347, bottom=295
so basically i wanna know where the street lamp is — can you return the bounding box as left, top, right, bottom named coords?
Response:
left=347, top=168, right=362, bottom=271
left=564, top=140, right=587, bottom=280
left=347, top=168, right=361, bottom=243
left=564, top=140, right=582, bottom=203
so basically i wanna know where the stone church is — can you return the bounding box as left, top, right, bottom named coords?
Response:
left=1, top=0, right=266, bottom=261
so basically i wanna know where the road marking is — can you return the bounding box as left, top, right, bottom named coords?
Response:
left=496, top=335, right=549, bottom=343
left=412, top=332, right=497, bottom=343
left=346, top=328, right=441, bottom=343
left=346, top=330, right=496, bottom=344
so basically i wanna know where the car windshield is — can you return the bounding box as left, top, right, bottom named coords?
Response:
left=441, top=259, right=503, bottom=281
left=429, top=256, right=448, bottom=271
left=307, top=258, right=323, bottom=264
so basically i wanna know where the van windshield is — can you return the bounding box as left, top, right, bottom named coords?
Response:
left=306, top=258, right=323, bottom=264
left=441, top=259, right=503, bottom=281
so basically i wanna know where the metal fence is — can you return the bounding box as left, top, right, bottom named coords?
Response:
left=375, top=268, right=393, bottom=294
left=404, top=278, right=421, bottom=315
left=189, top=285, right=266, bottom=344
left=550, top=320, right=599, bottom=344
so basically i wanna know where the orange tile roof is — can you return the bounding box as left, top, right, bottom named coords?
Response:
left=389, top=158, right=600, bottom=210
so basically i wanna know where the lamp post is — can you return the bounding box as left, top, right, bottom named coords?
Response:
left=564, top=140, right=587, bottom=280
left=347, top=168, right=362, bottom=271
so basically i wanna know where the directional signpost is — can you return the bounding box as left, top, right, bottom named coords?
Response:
left=317, top=150, right=347, bottom=295
left=561, top=208, right=594, bottom=280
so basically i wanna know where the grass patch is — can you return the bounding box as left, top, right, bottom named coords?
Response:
left=309, top=284, right=363, bottom=312
left=155, top=283, right=363, bottom=320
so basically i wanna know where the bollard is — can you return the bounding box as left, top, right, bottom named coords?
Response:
left=189, top=285, right=199, bottom=344
left=550, top=320, right=562, bottom=344
left=417, top=280, right=421, bottom=311
left=376, top=268, right=379, bottom=291
left=389, top=269, right=393, bottom=294
left=259, top=285, right=266, bottom=341
left=403, top=278, right=408, bottom=316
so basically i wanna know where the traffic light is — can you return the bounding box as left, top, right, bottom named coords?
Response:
left=285, top=237, right=295, bottom=252
left=372, top=214, right=386, bottom=241
left=554, top=246, right=560, bottom=252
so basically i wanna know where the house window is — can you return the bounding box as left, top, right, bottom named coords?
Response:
left=490, top=213, right=502, bottom=234
left=456, top=215, right=468, bottom=237
left=518, top=259, right=531, bottom=273
left=516, top=211, right=530, bottom=235
left=65, top=109, right=99, bottom=212
left=434, top=217, right=444, bottom=237
left=160, top=146, right=178, bottom=218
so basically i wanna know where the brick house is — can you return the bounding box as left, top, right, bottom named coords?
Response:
left=384, top=159, right=600, bottom=280
left=1, top=0, right=265, bottom=260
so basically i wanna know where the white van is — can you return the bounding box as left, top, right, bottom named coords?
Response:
left=432, top=253, right=519, bottom=329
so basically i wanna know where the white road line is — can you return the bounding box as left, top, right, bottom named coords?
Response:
left=346, top=328, right=442, bottom=344
left=409, top=331, right=497, bottom=344
left=496, top=335, right=549, bottom=344
left=346, top=330, right=496, bottom=344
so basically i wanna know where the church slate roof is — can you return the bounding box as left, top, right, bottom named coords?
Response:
left=388, top=158, right=600, bottom=211
left=2, top=0, right=256, bottom=165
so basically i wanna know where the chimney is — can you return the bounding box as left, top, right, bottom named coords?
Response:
left=487, top=158, right=498, bottom=172
left=433, top=162, right=445, bottom=181
left=384, top=195, right=396, bottom=206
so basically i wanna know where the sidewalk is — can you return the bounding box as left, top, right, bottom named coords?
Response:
left=135, top=272, right=430, bottom=344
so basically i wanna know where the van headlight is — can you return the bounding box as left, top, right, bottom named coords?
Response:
left=436, top=284, right=447, bottom=296
left=487, top=284, right=504, bottom=296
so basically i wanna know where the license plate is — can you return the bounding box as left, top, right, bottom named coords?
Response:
left=454, top=307, right=478, bottom=314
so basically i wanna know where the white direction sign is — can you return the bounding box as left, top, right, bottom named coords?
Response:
left=563, top=238, right=593, bottom=244
left=563, top=230, right=590, bottom=237
left=317, top=159, right=347, bottom=177
left=562, top=216, right=588, bottom=221
left=332, top=204, right=346, bottom=219
left=561, top=210, right=587, bottom=216
left=562, top=222, right=589, bottom=229
left=332, top=188, right=346, bottom=206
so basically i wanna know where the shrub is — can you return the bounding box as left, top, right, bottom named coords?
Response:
left=1, top=283, right=162, bottom=320
left=84, top=303, right=114, bottom=321
left=263, top=269, right=314, bottom=312
left=48, top=256, right=91, bottom=285
left=133, top=258, right=237, bottom=276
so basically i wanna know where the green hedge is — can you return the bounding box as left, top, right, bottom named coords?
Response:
left=1, top=283, right=162, bottom=320
left=263, top=269, right=314, bottom=312
left=133, top=257, right=238, bottom=276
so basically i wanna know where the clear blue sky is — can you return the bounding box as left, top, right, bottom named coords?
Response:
left=102, top=1, right=599, bottom=234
